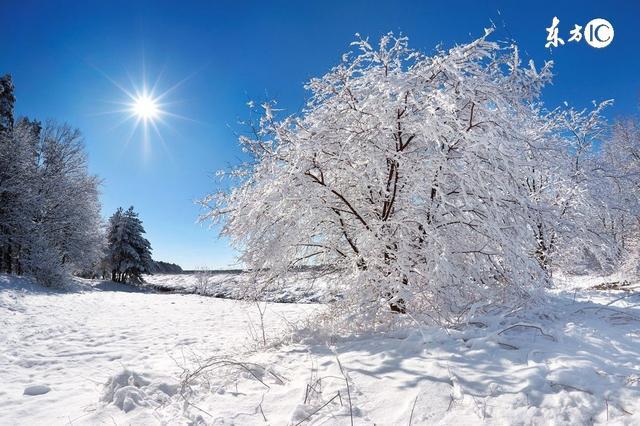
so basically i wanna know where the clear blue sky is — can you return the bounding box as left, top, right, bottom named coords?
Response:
left=2, top=0, right=639, bottom=269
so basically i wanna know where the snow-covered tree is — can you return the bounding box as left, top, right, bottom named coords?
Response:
left=33, top=123, right=104, bottom=271
left=201, top=30, right=623, bottom=329
left=0, top=76, right=103, bottom=286
left=595, top=117, right=640, bottom=275
left=525, top=101, right=613, bottom=273
left=0, top=74, right=18, bottom=273
left=106, top=206, right=153, bottom=283
left=203, top=30, right=579, bottom=327
left=0, top=74, right=15, bottom=131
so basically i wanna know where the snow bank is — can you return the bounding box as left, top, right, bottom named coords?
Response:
left=100, top=370, right=177, bottom=413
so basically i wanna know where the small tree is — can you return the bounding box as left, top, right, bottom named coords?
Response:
left=194, top=267, right=213, bottom=295
left=106, top=206, right=153, bottom=283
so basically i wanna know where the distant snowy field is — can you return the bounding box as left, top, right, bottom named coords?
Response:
left=2, top=273, right=640, bottom=425
left=141, top=271, right=340, bottom=303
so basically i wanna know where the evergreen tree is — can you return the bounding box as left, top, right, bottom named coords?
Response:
left=0, top=74, right=15, bottom=132
left=106, top=206, right=153, bottom=283
left=0, top=74, right=18, bottom=272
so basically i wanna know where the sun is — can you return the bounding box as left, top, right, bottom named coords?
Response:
left=94, top=65, right=199, bottom=157
left=132, top=94, right=159, bottom=120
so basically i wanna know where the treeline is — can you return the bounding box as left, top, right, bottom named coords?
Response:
left=149, top=261, right=183, bottom=274
left=0, top=75, right=103, bottom=285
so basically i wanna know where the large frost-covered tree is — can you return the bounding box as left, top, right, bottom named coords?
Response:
left=201, top=30, right=619, bottom=327
left=0, top=75, right=103, bottom=286
left=28, top=123, right=104, bottom=281
left=106, top=206, right=153, bottom=283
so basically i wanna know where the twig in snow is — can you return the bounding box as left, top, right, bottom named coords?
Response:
left=183, top=399, right=215, bottom=418
left=258, top=394, right=268, bottom=422
left=408, top=393, right=419, bottom=425
left=497, top=324, right=556, bottom=341
left=179, top=356, right=283, bottom=398
left=497, top=341, right=519, bottom=350
left=447, top=395, right=456, bottom=412
left=446, top=366, right=462, bottom=412
left=294, top=392, right=341, bottom=425
left=472, top=396, right=488, bottom=420
left=549, top=381, right=593, bottom=395
left=259, top=403, right=267, bottom=422
left=617, top=404, right=633, bottom=416
left=245, top=300, right=269, bottom=347
left=304, top=384, right=310, bottom=404
left=606, top=398, right=633, bottom=417
left=574, top=306, right=640, bottom=321
left=606, top=292, right=640, bottom=306
left=335, top=353, right=354, bottom=426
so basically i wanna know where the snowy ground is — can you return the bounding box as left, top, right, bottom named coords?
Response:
left=2, top=273, right=640, bottom=425
left=0, top=275, right=315, bottom=425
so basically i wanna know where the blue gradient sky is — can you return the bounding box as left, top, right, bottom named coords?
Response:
left=2, top=0, right=639, bottom=269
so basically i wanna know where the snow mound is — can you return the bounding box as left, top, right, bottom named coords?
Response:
left=100, top=369, right=178, bottom=413
left=23, top=385, right=51, bottom=396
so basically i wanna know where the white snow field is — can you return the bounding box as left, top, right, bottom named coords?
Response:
left=2, top=273, right=640, bottom=425
left=0, top=275, right=313, bottom=425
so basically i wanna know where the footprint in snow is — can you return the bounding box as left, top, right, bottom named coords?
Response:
left=23, top=385, right=51, bottom=396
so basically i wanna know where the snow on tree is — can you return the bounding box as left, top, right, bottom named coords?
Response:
left=595, top=116, right=640, bottom=275
left=0, top=74, right=18, bottom=273
left=200, top=30, right=616, bottom=328
left=525, top=101, right=613, bottom=273
left=106, top=206, right=153, bottom=283
left=0, top=76, right=103, bottom=286
left=0, top=74, right=15, bottom=131
left=28, top=123, right=104, bottom=276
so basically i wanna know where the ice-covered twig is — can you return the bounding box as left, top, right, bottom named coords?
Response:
left=335, top=353, right=354, bottom=426
left=497, top=324, right=556, bottom=341
left=574, top=306, right=640, bottom=321
left=408, top=393, right=419, bottom=425
left=294, top=392, right=342, bottom=425
left=549, top=381, right=593, bottom=395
